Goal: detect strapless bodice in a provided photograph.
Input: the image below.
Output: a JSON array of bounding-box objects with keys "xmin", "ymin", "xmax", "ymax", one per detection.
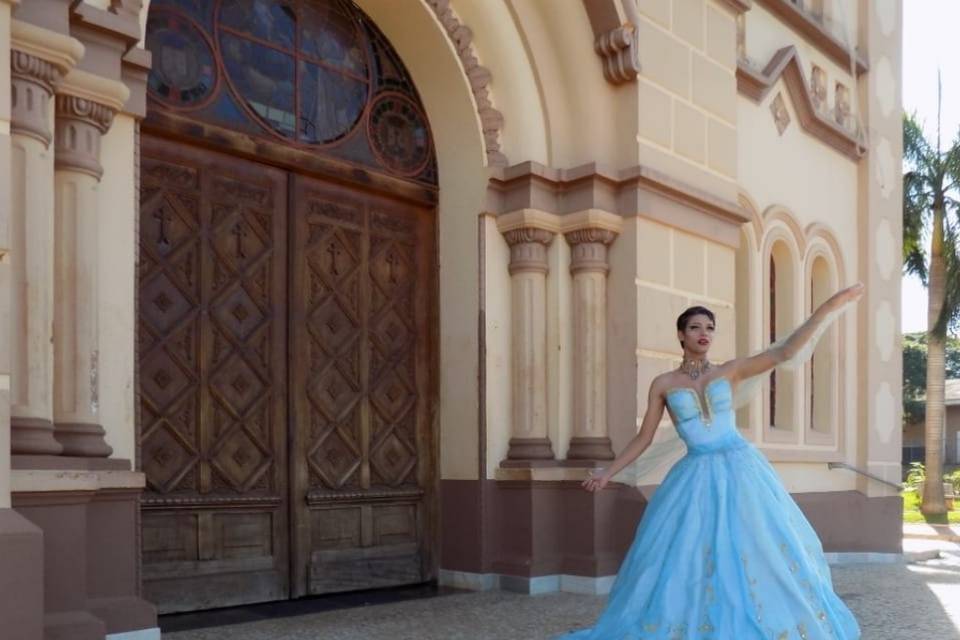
[{"xmin": 665, "ymin": 376, "xmax": 747, "ymax": 454}]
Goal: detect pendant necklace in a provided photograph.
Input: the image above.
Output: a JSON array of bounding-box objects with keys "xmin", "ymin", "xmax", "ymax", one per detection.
[{"xmin": 679, "ymin": 357, "xmax": 712, "ymax": 380}]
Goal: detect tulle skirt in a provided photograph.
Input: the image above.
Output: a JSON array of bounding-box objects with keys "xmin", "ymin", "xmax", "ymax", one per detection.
[{"xmin": 554, "ymin": 440, "xmax": 861, "ymax": 639}]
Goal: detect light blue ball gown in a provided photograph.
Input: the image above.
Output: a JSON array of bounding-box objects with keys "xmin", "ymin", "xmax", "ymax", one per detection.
[{"xmin": 555, "ymin": 376, "xmax": 861, "ymax": 640}]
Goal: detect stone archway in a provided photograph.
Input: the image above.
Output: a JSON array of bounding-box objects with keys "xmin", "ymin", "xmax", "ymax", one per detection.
[{"xmin": 138, "ymin": 0, "xmax": 447, "ymax": 612}]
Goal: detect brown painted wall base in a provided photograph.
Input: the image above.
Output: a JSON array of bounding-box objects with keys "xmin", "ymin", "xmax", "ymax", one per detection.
[
  {"xmin": 0, "ymin": 508, "xmax": 44, "ymax": 640},
  {"xmin": 13, "ymin": 483, "xmax": 156, "ymax": 639},
  {"xmin": 441, "ymin": 480, "xmax": 902, "ymax": 578},
  {"xmin": 794, "ymin": 490, "xmax": 903, "ymax": 553}
]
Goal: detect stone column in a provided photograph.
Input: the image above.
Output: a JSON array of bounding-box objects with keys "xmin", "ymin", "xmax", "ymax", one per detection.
[
  {"xmin": 52, "ymin": 92, "xmax": 115, "ymax": 457},
  {"xmin": 503, "ymin": 227, "xmax": 555, "ymax": 461},
  {"xmin": 1, "ymin": 5, "xmax": 47, "ymax": 640},
  {"xmin": 565, "ymin": 228, "xmax": 617, "ymax": 460},
  {"xmin": 9, "ymin": 50, "xmax": 63, "ymax": 455}
]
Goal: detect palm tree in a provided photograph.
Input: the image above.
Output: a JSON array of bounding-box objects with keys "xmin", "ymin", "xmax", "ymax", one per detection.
[{"xmin": 902, "ymin": 86, "xmax": 960, "ymax": 516}]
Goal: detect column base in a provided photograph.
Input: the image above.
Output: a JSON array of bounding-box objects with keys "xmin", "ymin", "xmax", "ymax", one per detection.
[
  {"xmin": 565, "ymin": 436, "xmax": 615, "ymax": 460},
  {"xmin": 11, "ymin": 417, "xmax": 64, "ymax": 456},
  {"xmin": 44, "ymin": 611, "xmax": 106, "ymax": 640},
  {"xmin": 88, "ymin": 597, "xmax": 157, "ymax": 637},
  {"xmin": 505, "ymin": 437, "xmax": 555, "ymax": 461},
  {"xmin": 0, "ymin": 509, "xmax": 44, "ymax": 640},
  {"xmin": 53, "ymin": 422, "xmax": 113, "ymax": 457}
]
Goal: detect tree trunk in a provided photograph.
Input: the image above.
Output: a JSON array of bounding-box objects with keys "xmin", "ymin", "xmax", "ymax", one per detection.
[{"xmin": 922, "ymin": 202, "xmax": 948, "ymax": 515}]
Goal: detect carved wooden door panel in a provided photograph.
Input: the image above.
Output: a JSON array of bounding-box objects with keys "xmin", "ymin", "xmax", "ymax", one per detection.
[
  {"xmin": 138, "ymin": 136, "xmax": 289, "ymax": 612},
  {"xmin": 289, "ymin": 175, "xmax": 435, "ymax": 597}
]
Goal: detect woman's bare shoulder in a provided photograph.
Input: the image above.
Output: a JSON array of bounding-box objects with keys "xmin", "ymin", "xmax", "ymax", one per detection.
[{"xmin": 650, "ymin": 370, "xmax": 679, "ymax": 397}]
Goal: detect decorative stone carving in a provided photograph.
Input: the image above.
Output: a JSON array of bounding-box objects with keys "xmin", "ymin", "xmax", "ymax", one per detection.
[
  {"xmin": 594, "ymin": 24, "xmax": 639, "ymax": 85},
  {"xmin": 425, "ymin": 0, "xmax": 507, "ymax": 167},
  {"xmin": 810, "ymin": 65, "xmax": 827, "ymax": 112},
  {"xmin": 503, "ymin": 227, "xmax": 553, "ymax": 275},
  {"xmin": 54, "ymin": 94, "xmax": 116, "ymax": 179},
  {"xmin": 737, "ymin": 47, "xmax": 864, "ymax": 159},
  {"xmin": 565, "ymin": 227, "xmax": 618, "ymax": 461},
  {"xmin": 566, "ymin": 228, "xmax": 618, "ymax": 274},
  {"xmin": 10, "ymin": 50, "xmax": 61, "ymax": 145},
  {"xmin": 770, "ymin": 92, "xmax": 791, "ymax": 135},
  {"xmin": 834, "ymin": 82, "xmax": 851, "ymax": 129},
  {"xmin": 502, "ymin": 226, "xmax": 555, "ymax": 461}
]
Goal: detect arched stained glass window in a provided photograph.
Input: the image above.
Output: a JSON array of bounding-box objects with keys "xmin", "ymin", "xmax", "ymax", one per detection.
[{"xmin": 145, "ymin": 0, "xmax": 437, "ymax": 184}]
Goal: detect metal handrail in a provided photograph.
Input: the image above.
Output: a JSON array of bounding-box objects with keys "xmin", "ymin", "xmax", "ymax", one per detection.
[{"xmin": 827, "ymin": 461, "xmax": 903, "ymax": 491}]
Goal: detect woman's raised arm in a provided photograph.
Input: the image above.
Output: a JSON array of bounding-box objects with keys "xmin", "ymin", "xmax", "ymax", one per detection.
[{"xmin": 726, "ymin": 282, "xmax": 863, "ymax": 385}]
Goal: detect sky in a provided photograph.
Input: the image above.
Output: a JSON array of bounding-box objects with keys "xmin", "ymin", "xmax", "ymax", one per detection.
[{"xmin": 900, "ymin": 0, "xmax": 960, "ymax": 334}]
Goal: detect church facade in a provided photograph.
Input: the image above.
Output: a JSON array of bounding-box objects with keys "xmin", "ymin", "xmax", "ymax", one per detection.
[{"xmin": 0, "ymin": 0, "xmax": 903, "ymax": 638}]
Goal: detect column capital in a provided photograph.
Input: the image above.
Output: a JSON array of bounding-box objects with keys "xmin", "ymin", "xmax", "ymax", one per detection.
[
  {"xmin": 10, "ymin": 50, "xmax": 61, "ymax": 145},
  {"xmin": 503, "ymin": 226, "xmax": 554, "ymax": 276},
  {"xmin": 564, "ymin": 227, "xmax": 618, "ymax": 246},
  {"xmin": 565, "ymin": 227, "xmax": 618, "ymax": 275},
  {"xmin": 54, "ymin": 93, "xmax": 116, "ymax": 179}
]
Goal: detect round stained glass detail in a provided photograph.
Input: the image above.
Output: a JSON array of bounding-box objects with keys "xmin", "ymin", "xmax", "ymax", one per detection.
[
  {"xmin": 146, "ymin": 11, "xmax": 217, "ymax": 109},
  {"xmin": 367, "ymin": 93, "xmax": 431, "ymax": 176},
  {"xmin": 216, "ymin": 0, "xmax": 369, "ymax": 145},
  {"xmin": 146, "ymin": 0, "xmax": 437, "ymax": 184}
]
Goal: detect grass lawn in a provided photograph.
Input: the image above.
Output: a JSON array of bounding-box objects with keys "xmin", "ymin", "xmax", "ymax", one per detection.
[{"xmin": 902, "ymin": 489, "xmax": 960, "ymax": 524}]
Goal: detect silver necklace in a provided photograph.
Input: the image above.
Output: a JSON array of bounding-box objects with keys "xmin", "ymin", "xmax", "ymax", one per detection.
[{"xmin": 679, "ymin": 358, "xmax": 712, "ymax": 380}]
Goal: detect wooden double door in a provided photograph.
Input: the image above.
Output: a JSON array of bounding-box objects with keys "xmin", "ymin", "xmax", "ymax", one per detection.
[{"xmin": 138, "ymin": 136, "xmax": 435, "ymax": 613}]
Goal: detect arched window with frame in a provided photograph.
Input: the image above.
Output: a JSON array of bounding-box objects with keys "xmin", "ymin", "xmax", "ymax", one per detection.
[
  {"xmin": 766, "ymin": 238, "xmax": 798, "ymax": 439},
  {"xmin": 807, "ymin": 253, "xmax": 839, "ymax": 443}
]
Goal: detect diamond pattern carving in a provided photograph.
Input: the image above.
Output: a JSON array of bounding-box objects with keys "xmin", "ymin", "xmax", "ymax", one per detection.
[
  {"xmin": 309, "ymin": 430, "xmax": 360, "ymax": 489},
  {"xmin": 309, "ymin": 364, "xmax": 360, "ymax": 422},
  {"xmin": 373, "ymin": 307, "xmax": 412, "ymax": 355},
  {"xmin": 371, "ymin": 369, "xmax": 415, "ymax": 422},
  {"xmin": 141, "ymin": 272, "xmax": 192, "ymax": 333},
  {"xmin": 211, "ymin": 427, "xmax": 269, "ymax": 491},
  {"xmin": 211, "ymin": 355, "xmax": 266, "ymax": 418},
  {"xmin": 310, "ymin": 298, "xmax": 359, "ymax": 351},
  {"xmin": 142, "ymin": 425, "xmax": 198, "ymax": 493},
  {"xmin": 213, "ymin": 286, "xmax": 266, "ymax": 341},
  {"xmin": 370, "ymin": 432, "xmax": 416, "ymax": 486},
  {"xmin": 141, "ymin": 351, "xmax": 193, "ymax": 411}
]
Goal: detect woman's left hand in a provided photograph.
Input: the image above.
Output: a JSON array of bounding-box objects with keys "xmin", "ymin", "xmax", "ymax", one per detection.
[{"xmin": 582, "ymin": 469, "xmax": 611, "ymax": 492}]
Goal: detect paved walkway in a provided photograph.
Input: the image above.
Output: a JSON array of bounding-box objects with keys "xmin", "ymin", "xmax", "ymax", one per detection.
[{"xmin": 166, "ymin": 545, "xmax": 960, "ymax": 640}]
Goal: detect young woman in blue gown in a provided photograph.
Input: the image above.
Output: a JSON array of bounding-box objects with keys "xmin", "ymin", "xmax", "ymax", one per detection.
[{"xmin": 556, "ymin": 283, "xmax": 865, "ymax": 640}]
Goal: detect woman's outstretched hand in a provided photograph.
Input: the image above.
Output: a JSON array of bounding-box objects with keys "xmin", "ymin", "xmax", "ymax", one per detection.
[
  {"xmin": 582, "ymin": 468, "xmax": 612, "ymax": 492},
  {"xmin": 825, "ymin": 282, "xmax": 864, "ymax": 310}
]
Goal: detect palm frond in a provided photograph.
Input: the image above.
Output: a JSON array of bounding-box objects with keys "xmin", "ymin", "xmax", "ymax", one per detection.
[
  {"xmin": 904, "ymin": 113, "xmax": 936, "ymax": 172},
  {"xmin": 903, "ymin": 170, "xmax": 930, "ymax": 281},
  {"xmin": 931, "ymin": 220, "xmax": 960, "ymax": 337}
]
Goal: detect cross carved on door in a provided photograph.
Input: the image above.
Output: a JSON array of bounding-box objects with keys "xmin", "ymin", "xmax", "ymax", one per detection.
[
  {"xmin": 154, "ymin": 208, "xmax": 173, "ymax": 247},
  {"xmin": 386, "ymin": 250, "xmax": 400, "ymax": 284},
  {"xmin": 327, "ymin": 241, "xmax": 342, "ymax": 276},
  {"xmin": 232, "ymin": 221, "xmax": 248, "ymax": 260}
]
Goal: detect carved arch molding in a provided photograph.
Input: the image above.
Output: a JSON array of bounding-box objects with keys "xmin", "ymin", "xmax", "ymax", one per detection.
[{"xmin": 425, "ymin": 0, "xmax": 507, "ymax": 166}]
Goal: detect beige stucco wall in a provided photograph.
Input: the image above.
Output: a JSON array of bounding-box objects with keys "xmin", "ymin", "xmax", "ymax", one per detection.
[
  {"xmin": 98, "ymin": 113, "xmax": 137, "ymax": 463},
  {"xmin": 634, "ymin": 0, "xmax": 740, "ymax": 203},
  {"xmin": 0, "ymin": 0, "xmax": 12, "ymax": 509}
]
